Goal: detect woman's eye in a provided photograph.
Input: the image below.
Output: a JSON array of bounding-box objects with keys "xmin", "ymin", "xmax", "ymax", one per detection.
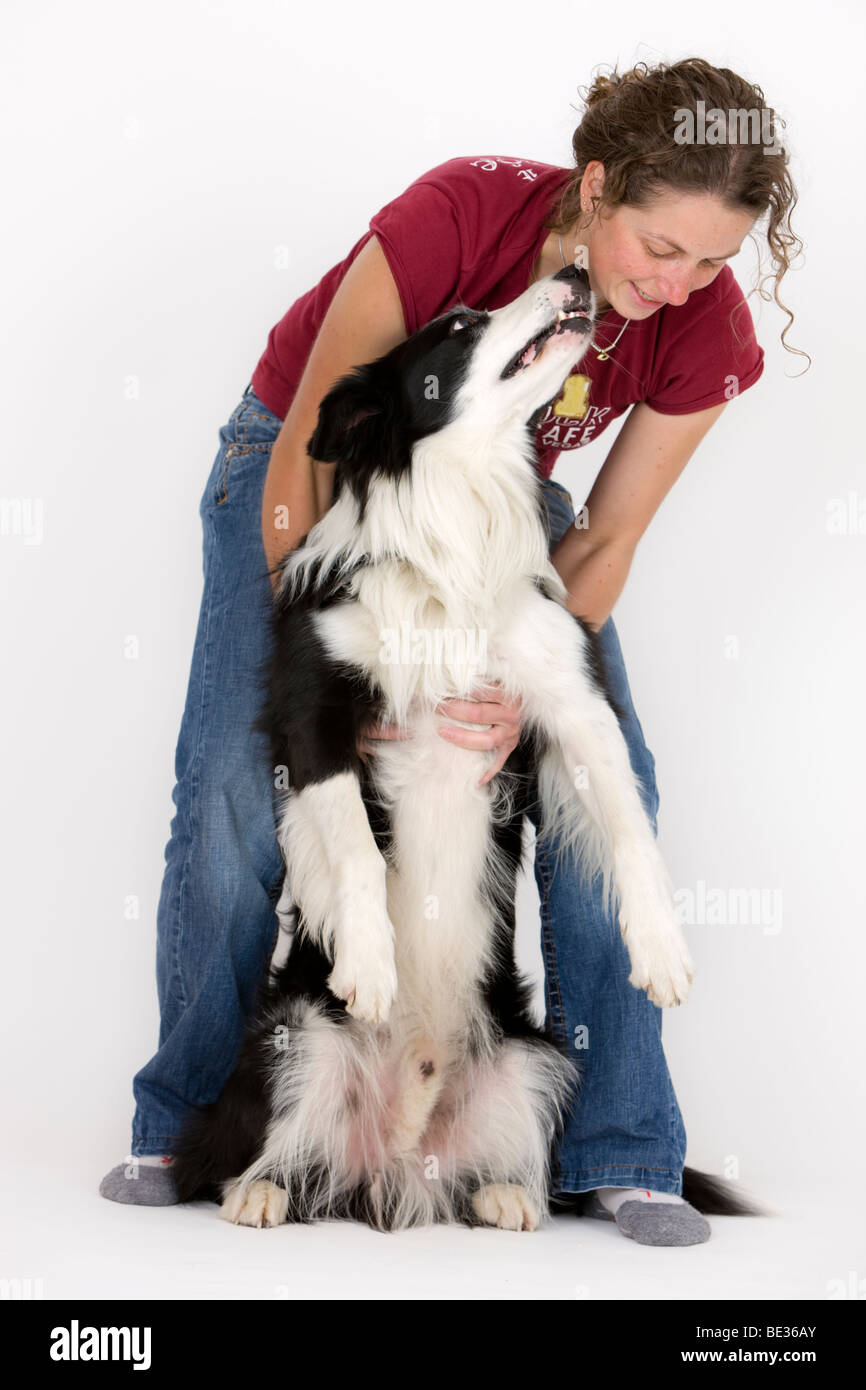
[{"xmin": 646, "ymin": 244, "xmax": 721, "ymax": 268}]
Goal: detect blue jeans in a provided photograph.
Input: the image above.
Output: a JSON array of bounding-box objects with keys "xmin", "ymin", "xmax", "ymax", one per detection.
[
  {"xmin": 131, "ymin": 384, "xmax": 686, "ymax": 1196},
  {"xmin": 532, "ymin": 483, "xmax": 686, "ymax": 1196}
]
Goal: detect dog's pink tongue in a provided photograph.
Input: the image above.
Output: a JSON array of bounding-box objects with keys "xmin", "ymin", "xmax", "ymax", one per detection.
[{"xmin": 519, "ymin": 341, "xmax": 539, "ymax": 367}]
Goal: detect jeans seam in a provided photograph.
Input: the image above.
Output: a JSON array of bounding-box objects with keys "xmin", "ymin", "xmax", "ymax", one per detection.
[
  {"xmin": 535, "ymin": 839, "xmax": 568, "ymax": 1047},
  {"xmin": 172, "ymin": 507, "xmax": 221, "ymax": 1010},
  {"xmin": 561, "ymin": 1163, "xmax": 682, "ymax": 1175},
  {"xmin": 240, "ymin": 410, "xmax": 281, "ymax": 440},
  {"xmin": 535, "ymin": 478, "xmax": 574, "ymax": 1049},
  {"xmin": 555, "ymin": 1164, "xmax": 683, "ymax": 1197}
]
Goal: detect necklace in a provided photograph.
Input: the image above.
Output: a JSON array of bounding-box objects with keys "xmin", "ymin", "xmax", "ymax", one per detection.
[{"xmin": 558, "ymin": 235, "xmax": 630, "ymax": 362}]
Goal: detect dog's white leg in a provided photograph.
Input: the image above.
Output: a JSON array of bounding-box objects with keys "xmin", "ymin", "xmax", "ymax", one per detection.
[
  {"xmin": 279, "ymin": 772, "xmax": 397, "ymax": 1024},
  {"xmin": 497, "ymin": 585, "xmax": 694, "ymax": 1007}
]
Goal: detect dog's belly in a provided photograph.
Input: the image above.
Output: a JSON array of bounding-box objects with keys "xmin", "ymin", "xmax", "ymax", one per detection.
[
  {"xmin": 314, "ymin": 584, "xmax": 524, "ymax": 1032},
  {"xmin": 369, "ymin": 706, "xmax": 501, "ymax": 1036}
]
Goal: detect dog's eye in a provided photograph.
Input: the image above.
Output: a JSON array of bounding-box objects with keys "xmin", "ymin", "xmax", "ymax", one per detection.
[{"xmin": 448, "ymin": 315, "xmax": 474, "ymax": 336}]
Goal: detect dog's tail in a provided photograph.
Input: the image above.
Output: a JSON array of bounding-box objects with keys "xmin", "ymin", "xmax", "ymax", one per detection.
[
  {"xmin": 681, "ymin": 1165, "xmax": 765, "ymax": 1216},
  {"xmin": 170, "ymin": 1107, "xmax": 224, "ymax": 1205}
]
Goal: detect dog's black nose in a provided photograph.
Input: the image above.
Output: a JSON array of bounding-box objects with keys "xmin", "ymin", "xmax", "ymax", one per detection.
[
  {"xmin": 553, "ymin": 263, "xmax": 591, "ymax": 291},
  {"xmin": 552, "ymin": 262, "xmax": 592, "ymax": 313}
]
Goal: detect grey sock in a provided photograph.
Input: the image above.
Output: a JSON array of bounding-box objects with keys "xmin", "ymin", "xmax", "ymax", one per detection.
[
  {"xmin": 585, "ymin": 1191, "xmax": 710, "ymax": 1246},
  {"xmin": 99, "ymin": 1160, "xmax": 179, "ymax": 1207}
]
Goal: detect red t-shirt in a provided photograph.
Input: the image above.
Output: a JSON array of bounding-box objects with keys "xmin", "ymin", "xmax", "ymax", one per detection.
[{"xmin": 250, "ymin": 155, "xmax": 765, "ymax": 479}]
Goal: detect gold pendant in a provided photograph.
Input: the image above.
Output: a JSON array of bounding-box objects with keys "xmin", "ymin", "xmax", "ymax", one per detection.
[
  {"xmin": 553, "ymin": 374, "xmax": 591, "ymax": 418},
  {"xmin": 596, "ymin": 350, "xmax": 609, "ymax": 362}
]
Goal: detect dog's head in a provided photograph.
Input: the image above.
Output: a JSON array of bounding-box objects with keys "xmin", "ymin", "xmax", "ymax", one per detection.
[{"xmin": 307, "ymin": 265, "xmax": 594, "ymax": 494}]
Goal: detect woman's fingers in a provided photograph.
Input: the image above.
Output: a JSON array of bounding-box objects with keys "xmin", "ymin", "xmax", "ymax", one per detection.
[
  {"xmin": 435, "ymin": 701, "xmax": 498, "ymax": 726},
  {"xmin": 436, "ymin": 686, "xmax": 523, "ymax": 732},
  {"xmin": 355, "ymin": 721, "xmax": 414, "ymax": 760},
  {"xmin": 435, "ymin": 704, "xmax": 521, "ymax": 742},
  {"xmin": 435, "ymin": 685, "xmax": 523, "ymax": 786},
  {"xmin": 438, "ymin": 721, "xmax": 510, "ymax": 750},
  {"xmin": 478, "ymin": 735, "xmax": 520, "ymax": 786},
  {"xmin": 367, "ymin": 723, "xmax": 413, "ymax": 741},
  {"xmin": 357, "ymin": 686, "xmax": 523, "ymax": 784}
]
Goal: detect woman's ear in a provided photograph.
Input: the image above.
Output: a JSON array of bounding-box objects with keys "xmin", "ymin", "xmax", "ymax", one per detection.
[{"xmin": 307, "ymin": 368, "xmax": 385, "ymax": 465}]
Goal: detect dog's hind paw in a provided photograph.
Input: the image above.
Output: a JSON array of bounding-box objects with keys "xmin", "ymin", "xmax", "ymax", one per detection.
[
  {"xmin": 220, "ymin": 1179, "xmax": 288, "ymax": 1229},
  {"xmin": 471, "ymin": 1184, "xmax": 539, "ymax": 1232}
]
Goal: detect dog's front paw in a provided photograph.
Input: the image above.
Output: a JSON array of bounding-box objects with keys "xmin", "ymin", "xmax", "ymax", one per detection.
[
  {"xmin": 327, "ymin": 899, "xmax": 398, "ymax": 1023},
  {"xmin": 616, "ymin": 852, "xmax": 695, "ymax": 1007},
  {"xmin": 624, "ymin": 917, "xmax": 695, "ymax": 1008},
  {"xmin": 328, "ymin": 952, "xmax": 398, "ymax": 1023}
]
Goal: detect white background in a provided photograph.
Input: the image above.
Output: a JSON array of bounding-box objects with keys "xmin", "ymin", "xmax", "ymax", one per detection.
[{"xmin": 1, "ymin": 0, "xmax": 864, "ymax": 1300}]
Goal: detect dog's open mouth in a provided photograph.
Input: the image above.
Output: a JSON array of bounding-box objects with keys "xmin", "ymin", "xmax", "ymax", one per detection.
[{"xmin": 500, "ymin": 306, "xmax": 593, "ymax": 380}]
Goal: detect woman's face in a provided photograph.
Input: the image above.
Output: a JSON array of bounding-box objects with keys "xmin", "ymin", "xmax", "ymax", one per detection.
[{"xmin": 581, "ymin": 179, "xmax": 757, "ymax": 317}]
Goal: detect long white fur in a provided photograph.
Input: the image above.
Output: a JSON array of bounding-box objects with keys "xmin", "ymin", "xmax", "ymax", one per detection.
[
  {"xmin": 227, "ymin": 999, "xmax": 574, "ymax": 1231},
  {"xmin": 228, "ymin": 273, "xmax": 694, "ymax": 1230}
]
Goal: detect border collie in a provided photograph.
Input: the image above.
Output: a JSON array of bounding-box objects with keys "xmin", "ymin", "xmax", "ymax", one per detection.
[{"xmin": 172, "ymin": 264, "xmax": 752, "ymax": 1232}]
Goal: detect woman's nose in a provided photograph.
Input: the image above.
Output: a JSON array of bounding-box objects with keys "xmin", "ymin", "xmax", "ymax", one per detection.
[{"xmin": 655, "ymin": 269, "xmax": 695, "ymax": 305}]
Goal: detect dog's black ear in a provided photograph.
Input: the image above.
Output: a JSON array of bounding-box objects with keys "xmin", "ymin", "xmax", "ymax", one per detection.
[{"xmin": 307, "ymin": 369, "xmax": 388, "ymax": 466}]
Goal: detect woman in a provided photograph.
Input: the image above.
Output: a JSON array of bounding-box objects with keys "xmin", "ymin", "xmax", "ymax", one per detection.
[{"xmin": 101, "ymin": 57, "xmax": 802, "ymax": 1245}]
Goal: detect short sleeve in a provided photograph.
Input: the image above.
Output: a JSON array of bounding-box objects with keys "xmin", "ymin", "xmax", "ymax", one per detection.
[
  {"xmin": 645, "ymin": 266, "xmax": 764, "ymax": 415},
  {"xmin": 369, "ymin": 182, "xmax": 464, "ymax": 338}
]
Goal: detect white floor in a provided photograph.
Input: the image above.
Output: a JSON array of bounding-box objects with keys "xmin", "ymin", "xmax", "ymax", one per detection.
[{"xmin": 1, "ymin": 1157, "xmax": 854, "ymax": 1301}]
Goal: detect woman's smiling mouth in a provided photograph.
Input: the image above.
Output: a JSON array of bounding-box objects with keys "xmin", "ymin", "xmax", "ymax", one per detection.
[{"xmin": 628, "ymin": 280, "xmax": 665, "ymax": 309}]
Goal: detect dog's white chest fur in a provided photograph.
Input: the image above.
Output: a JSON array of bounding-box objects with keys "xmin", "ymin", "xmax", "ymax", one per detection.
[{"xmin": 308, "ymin": 437, "xmax": 562, "ymax": 724}]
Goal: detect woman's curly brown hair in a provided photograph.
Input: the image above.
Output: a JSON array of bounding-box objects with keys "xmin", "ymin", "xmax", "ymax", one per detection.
[{"xmin": 545, "ymin": 57, "xmax": 807, "ymax": 367}]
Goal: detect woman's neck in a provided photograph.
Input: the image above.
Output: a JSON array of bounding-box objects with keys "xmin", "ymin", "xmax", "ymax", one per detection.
[{"xmin": 530, "ymin": 230, "xmax": 611, "ymax": 317}]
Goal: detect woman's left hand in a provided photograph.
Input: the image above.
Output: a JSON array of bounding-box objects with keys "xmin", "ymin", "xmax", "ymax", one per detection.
[{"xmin": 435, "ymin": 682, "xmax": 523, "ymax": 787}]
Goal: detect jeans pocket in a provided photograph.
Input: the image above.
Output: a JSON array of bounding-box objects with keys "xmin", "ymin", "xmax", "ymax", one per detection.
[
  {"xmin": 212, "ymin": 440, "xmax": 273, "ymax": 509},
  {"xmin": 233, "ymin": 391, "xmax": 284, "ymax": 446},
  {"xmin": 202, "ymin": 394, "xmax": 282, "ymax": 511}
]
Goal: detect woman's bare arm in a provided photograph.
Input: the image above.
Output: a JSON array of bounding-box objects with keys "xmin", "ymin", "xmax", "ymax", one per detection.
[
  {"xmin": 260, "ymin": 234, "xmax": 408, "ymax": 584},
  {"xmin": 438, "ymin": 400, "xmax": 729, "ymax": 782},
  {"xmin": 550, "ymin": 399, "xmax": 728, "ymax": 629}
]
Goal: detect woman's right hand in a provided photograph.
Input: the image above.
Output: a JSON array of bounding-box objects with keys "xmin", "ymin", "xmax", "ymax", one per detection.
[{"xmin": 356, "ymin": 715, "xmax": 414, "ymax": 763}]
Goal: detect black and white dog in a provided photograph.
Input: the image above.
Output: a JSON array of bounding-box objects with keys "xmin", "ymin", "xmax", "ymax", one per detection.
[{"xmin": 172, "ymin": 264, "xmax": 746, "ymax": 1233}]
